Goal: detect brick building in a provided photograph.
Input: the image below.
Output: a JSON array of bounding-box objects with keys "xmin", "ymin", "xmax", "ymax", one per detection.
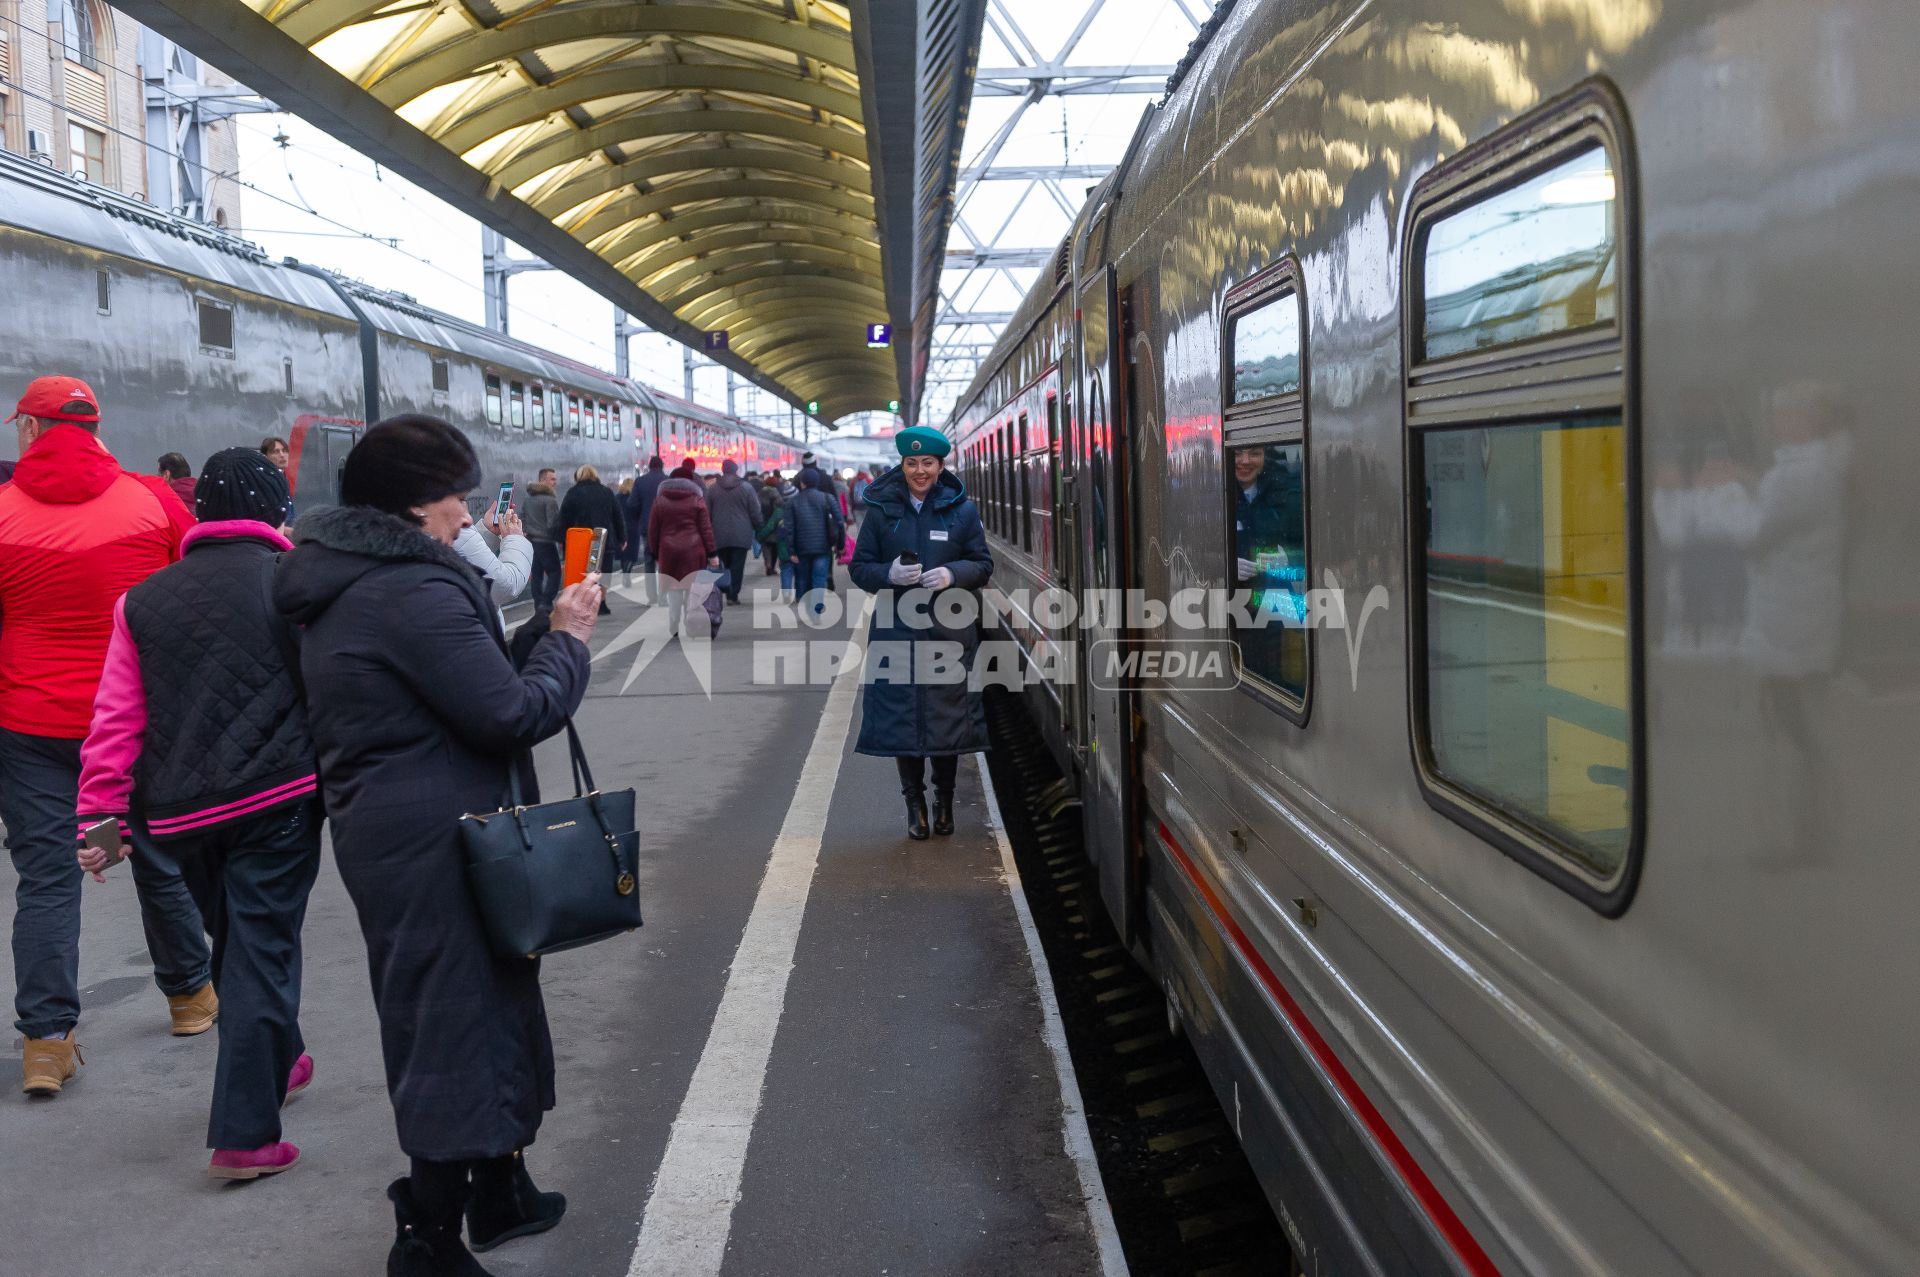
[{"xmin": 0, "ymin": 0, "xmax": 243, "ymax": 228}]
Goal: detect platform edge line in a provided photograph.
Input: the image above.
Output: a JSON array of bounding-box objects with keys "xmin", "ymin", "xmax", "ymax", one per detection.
[
  {"xmin": 626, "ymin": 595, "xmax": 872, "ymax": 1277},
  {"xmin": 977, "ymin": 754, "xmax": 1131, "ymax": 1277}
]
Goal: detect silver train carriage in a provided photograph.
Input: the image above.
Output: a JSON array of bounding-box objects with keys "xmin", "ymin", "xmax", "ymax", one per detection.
[
  {"xmin": 0, "ymin": 149, "xmax": 801, "ymax": 512},
  {"xmin": 949, "ymin": 1, "xmax": 1918, "ymax": 1273}
]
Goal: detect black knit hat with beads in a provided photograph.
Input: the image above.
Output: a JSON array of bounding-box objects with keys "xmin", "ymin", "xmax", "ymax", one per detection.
[{"xmin": 195, "ymin": 446, "xmax": 292, "ymax": 525}]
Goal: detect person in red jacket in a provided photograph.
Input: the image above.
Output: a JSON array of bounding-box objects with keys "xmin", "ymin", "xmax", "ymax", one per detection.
[{"xmin": 0, "ymin": 376, "xmax": 212, "ymax": 1097}]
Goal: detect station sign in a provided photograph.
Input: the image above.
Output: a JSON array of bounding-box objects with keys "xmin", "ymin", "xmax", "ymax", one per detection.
[
  {"xmin": 703, "ymin": 330, "xmax": 729, "ymax": 351},
  {"xmin": 866, "ymin": 323, "xmax": 891, "ymax": 348}
]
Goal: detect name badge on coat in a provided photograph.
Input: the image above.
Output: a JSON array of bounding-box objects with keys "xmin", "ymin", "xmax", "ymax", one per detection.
[{"xmin": 929, "ymin": 530, "xmax": 949, "ymax": 542}]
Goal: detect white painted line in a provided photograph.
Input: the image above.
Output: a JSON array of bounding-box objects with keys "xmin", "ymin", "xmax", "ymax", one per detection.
[
  {"xmin": 977, "ymin": 755, "xmax": 1131, "ymax": 1277},
  {"xmin": 627, "ymin": 595, "xmax": 872, "ymax": 1277}
]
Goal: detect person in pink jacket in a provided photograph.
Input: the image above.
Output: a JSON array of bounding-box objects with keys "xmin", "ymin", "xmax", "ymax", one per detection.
[{"xmin": 78, "ymin": 448, "xmax": 320, "ymax": 1181}]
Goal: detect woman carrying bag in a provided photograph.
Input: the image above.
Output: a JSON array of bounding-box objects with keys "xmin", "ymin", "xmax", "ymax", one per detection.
[{"xmin": 275, "ymin": 415, "xmax": 601, "ymax": 1276}]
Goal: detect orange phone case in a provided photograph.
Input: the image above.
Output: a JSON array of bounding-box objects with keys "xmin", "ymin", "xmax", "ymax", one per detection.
[{"xmin": 563, "ymin": 526, "xmax": 595, "ymax": 588}]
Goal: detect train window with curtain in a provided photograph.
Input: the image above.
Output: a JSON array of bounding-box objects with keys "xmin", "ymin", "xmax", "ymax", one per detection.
[
  {"xmin": 197, "ymin": 298, "xmax": 234, "ymax": 352},
  {"xmin": 613, "ymin": 406, "xmax": 624, "ymax": 440},
  {"xmin": 484, "ymin": 375, "xmax": 502, "ymax": 426},
  {"xmin": 1221, "ymin": 260, "xmax": 1310, "ymax": 717},
  {"xmin": 567, "ymin": 395, "xmax": 581, "ymax": 436},
  {"xmin": 509, "ymin": 382, "xmax": 525, "ymax": 430},
  {"xmin": 530, "ymin": 387, "xmax": 545, "ymax": 433},
  {"xmin": 598, "ymin": 402, "xmax": 610, "ymax": 439},
  {"xmin": 431, "ymin": 358, "xmax": 450, "ymax": 394},
  {"xmin": 1403, "ymin": 85, "xmax": 1639, "ymax": 913}
]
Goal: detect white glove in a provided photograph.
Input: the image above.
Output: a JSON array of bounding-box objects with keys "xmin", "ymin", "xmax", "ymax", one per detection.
[
  {"xmin": 888, "ymin": 557, "xmax": 923, "ymax": 586},
  {"xmin": 919, "ymin": 565, "xmax": 954, "ymax": 591},
  {"xmin": 1236, "ymin": 557, "xmax": 1257, "ymax": 582}
]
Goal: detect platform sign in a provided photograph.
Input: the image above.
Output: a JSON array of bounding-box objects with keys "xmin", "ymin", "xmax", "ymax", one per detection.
[
  {"xmin": 865, "ymin": 322, "xmax": 891, "ymax": 348},
  {"xmin": 703, "ymin": 330, "xmax": 729, "ymax": 351}
]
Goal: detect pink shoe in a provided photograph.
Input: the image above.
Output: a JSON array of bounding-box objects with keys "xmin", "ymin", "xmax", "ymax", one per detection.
[
  {"xmin": 209, "ymin": 1141, "xmax": 300, "ymax": 1180},
  {"xmin": 283, "ymin": 1054, "xmax": 314, "ymax": 1106}
]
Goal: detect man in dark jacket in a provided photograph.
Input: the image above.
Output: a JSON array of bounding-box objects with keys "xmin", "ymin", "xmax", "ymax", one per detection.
[
  {"xmin": 557, "ymin": 463, "xmax": 625, "ymax": 614},
  {"xmin": 628, "ymin": 456, "xmax": 668, "ymax": 598},
  {"xmin": 705, "ymin": 460, "xmax": 763, "ymax": 605},
  {"xmin": 783, "ymin": 468, "xmax": 845, "ymax": 615},
  {"xmin": 849, "ymin": 428, "xmax": 992, "ymax": 839},
  {"xmin": 0, "ymin": 375, "xmax": 209, "ymax": 1096}
]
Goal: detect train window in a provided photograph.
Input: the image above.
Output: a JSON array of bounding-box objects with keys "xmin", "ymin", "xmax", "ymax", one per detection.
[
  {"xmin": 1221, "ymin": 260, "xmax": 1310, "ymax": 716},
  {"xmin": 484, "ymin": 375, "xmax": 502, "ymax": 426},
  {"xmin": 567, "ymin": 395, "xmax": 581, "ymax": 436},
  {"xmin": 597, "ymin": 402, "xmax": 610, "ymax": 439},
  {"xmin": 530, "ymin": 387, "xmax": 545, "ymax": 433},
  {"xmin": 283, "ymin": 357, "xmax": 294, "ymax": 398},
  {"xmin": 509, "ymin": 382, "xmax": 525, "ymax": 430},
  {"xmin": 197, "ymin": 299, "xmax": 234, "ymax": 352},
  {"xmin": 96, "ymin": 270, "xmax": 110, "ymax": 315},
  {"xmin": 613, "ymin": 406, "xmax": 623, "ymax": 440},
  {"xmin": 431, "ymin": 358, "xmax": 450, "ymax": 394},
  {"xmin": 1018, "ymin": 412, "xmax": 1031, "ymax": 553},
  {"xmin": 1047, "ymin": 395, "xmax": 1062, "ymax": 575},
  {"xmin": 550, "ymin": 390, "xmax": 564, "ymax": 432},
  {"xmin": 1403, "ymin": 85, "xmax": 1638, "ymax": 912}
]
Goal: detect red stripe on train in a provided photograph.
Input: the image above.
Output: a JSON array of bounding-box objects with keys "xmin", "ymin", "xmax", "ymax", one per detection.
[{"xmin": 1155, "ymin": 819, "xmax": 1501, "ymax": 1276}]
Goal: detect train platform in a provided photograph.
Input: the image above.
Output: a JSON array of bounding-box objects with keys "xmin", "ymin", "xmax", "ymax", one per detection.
[{"xmin": 0, "ymin": 570, "xmax": 1123, "ymax": 1277}]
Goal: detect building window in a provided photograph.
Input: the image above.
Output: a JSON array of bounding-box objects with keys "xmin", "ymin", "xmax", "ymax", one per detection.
[
  {"xmin": 68, "ymin": 122, "xmax": 105, "ymax": 185},
  {"xmin": 430, "ymin": 357, "xmax": 450, "ymax": 393},
  {"xmin": 1221, "ymin": 260, "xmax": 1309, "ymax": 714},
  {"xmin": 1404, "ymin": 85, "xmax": 1638, "ymax": 911},
  {"xmin": 197, "ymin": 298, "xmax": 233, "ymax": 351},
  {"xmin": 484, "ymin": 374, "xmax": 502, "ymax": 426},
  {"xmin": 60, "ymin": 0, "xmax": 100, "ymax": 72}
]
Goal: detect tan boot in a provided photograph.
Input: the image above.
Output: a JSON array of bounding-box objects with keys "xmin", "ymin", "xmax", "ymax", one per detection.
[
  {"xmin": 167, "ymin": 983, "xmax": 218, "ymax": 1036},
  {"xmin": 22, "ymin": 1035, "xmax": 82, "ymax": 1096}
]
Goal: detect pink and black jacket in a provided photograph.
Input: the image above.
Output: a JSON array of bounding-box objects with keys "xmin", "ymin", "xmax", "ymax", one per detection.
[{"xmin": 79, "ymin": 520, "xmax": 317, "ymax": 839}]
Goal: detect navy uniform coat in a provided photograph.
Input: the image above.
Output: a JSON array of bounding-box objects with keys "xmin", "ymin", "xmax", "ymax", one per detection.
[
  {"xmin": 849, "ymin": 466, "xmax": 993, "ymax": 758},
  {"xmin": 274, "ymin": 505, "xmax": 590, "ymax": 1160}
]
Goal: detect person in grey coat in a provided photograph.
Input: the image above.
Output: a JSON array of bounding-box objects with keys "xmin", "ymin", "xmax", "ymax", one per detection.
[
  {"xmin": 705, "ymin": 460, "xmax": 763, "ymax": 605},
  {"xmin": 274, "ymin": 415, "xmax": 602, "ymax": 1275},
  {"xmin": 521, "ymin": 471, "xmax": 562, "ymax": 612}
]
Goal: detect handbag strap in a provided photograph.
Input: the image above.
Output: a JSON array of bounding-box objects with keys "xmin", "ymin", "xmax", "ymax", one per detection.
[{"xmin": 500, "ymin": 719, "xmax": 598, "ymax": 811}]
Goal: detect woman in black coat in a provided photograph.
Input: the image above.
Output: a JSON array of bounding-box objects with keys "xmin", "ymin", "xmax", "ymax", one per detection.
[
  {"xmin": 848, "ymin": 427, "xmax": 993, "ymax": 839},
  {"xmin": 275, "ymin": 415, "xmax": 603, "ymax": 1276},
  {"xmin": 557, "ymin": 463, "xmax": 626, "ymax": 614}
]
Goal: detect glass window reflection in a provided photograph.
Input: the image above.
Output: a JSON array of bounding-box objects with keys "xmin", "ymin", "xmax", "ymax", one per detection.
[
  {"xmin": 1231, "ymin": 296, "xmax": 1302, "ymax": 404},
  {"xmin": 1422, "ymin": 145, "xmax": 1617, "ymax": 359},
  {"xmin": 1420, "ymin": 416, "xmax": 1630, "ymax": 876},
  {"xmin": 1229, "ymin": 440, "xmax": 1307, "ymax": 698}
]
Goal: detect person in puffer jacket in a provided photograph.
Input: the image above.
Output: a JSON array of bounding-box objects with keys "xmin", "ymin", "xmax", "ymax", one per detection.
[{"xmin": 77, "ymin": 448, "xmax": 322, "ymax": 1183}]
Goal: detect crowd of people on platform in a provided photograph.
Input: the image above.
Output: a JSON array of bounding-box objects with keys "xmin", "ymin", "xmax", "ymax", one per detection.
[{"xmin": 0, "ymin": 372, "xmax": 980, "ymax": 1273}]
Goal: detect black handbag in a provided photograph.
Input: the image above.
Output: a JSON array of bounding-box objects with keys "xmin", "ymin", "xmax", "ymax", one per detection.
[{"xmin": 459, "ymin": 721, "xmax": 640, "ymax": 959}]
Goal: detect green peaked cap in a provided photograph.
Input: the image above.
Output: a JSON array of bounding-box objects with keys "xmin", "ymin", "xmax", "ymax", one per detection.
[{"xmin": 894, "ymin": 425, "xmax": 951, "ymax": 458}]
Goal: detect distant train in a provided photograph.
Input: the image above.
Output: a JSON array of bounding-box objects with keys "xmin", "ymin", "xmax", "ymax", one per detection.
[
  {"xmin": 0, "ymin": 149, "xmax": 808, "ymax": 511},
  {"xmin": 952, "ymin": 1, "xmax": 1918, "ymax": 1274}
]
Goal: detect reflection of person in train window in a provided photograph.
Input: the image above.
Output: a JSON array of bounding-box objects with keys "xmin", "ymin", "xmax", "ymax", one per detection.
[{"xmin": 1231, "ymin": 444, "xmax": 1302, "ymax": 602}]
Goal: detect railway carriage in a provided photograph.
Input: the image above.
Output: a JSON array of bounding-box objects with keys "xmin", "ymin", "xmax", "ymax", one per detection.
[
  {"xmin": 0, "ymin": 148, "xmax": 801, "ymax": 512},
  {"xmin": 952, "ymin": 1, "xmax": 1919, "ymax": 1272}
]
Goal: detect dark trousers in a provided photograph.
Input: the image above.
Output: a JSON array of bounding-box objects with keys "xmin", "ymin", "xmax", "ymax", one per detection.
[
  {"xmin": 896, "ymin": 755, "xmax": 959, "ymax": 797},
  {"xmin": 169, "ymin": 798, "xmax": 323, "ymax": 1149},
  {"xmin": 717, "ymin": 545, "xmax": 749, "ymax": 603},
  {"xmin": 0, "ymin": 728, "xmax": 210, "ymax": 1038},
  {"xmin": 530, "ymin": 540, "xmax": 562, "ymax": 612}
]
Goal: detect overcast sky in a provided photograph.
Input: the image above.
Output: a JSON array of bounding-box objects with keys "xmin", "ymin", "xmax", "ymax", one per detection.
[{"xmin": 228, "ymin": 0, "xmax": 1209, "ymax": 431}]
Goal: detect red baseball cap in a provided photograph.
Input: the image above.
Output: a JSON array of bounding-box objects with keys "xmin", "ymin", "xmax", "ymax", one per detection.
[{"xmin": 9, "ymin": 376, "xmax": 101, "ymax": 425}]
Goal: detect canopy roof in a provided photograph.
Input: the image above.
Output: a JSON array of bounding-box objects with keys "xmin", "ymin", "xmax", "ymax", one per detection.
[{"xmin": 124, "ymin": 0, "xmax": 969, "ymax": 418}]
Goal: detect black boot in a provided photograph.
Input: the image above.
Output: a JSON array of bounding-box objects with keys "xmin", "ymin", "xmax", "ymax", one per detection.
[
  {"xmin": 932, "ymin": 791, "xmax": 955, "ymax": 837},
  {"xmin": 387, "ymin": 1178, "xmax": 493, "ymax": 1277},
  {"xmin": 467, "ymin": 1151, "xmax": 567, "ymax": 1252},
  {"xmin": 905, "ymin": 790, "xmax": 931, "ymax": 840}
]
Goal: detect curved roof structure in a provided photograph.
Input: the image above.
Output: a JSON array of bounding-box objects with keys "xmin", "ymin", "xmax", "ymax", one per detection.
[{"xmin": 121, "ymin": 0, "xmax": 986, "ymax": 421}]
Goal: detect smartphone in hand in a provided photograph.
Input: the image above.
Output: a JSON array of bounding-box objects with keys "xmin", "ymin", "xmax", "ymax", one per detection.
[
  {"xmin": 493, "ymin": 481, "xmax": 514, "ymax": 522},
  {"xmin": 81, "ymin": 817, "xmax": 126, "ymax": 875},
  {"xmin": 898, "ymin": 550, "xmax": 919, "ymax": 565}
]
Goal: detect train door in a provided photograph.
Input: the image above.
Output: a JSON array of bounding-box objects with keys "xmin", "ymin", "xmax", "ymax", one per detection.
[
  {"xmin": 290, "ymin": 417, "xmax": 361, "ymax": 510},
  {"xmin": 1077, "ymin": 261, "xmax": 1140, "ymax": 942}
]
